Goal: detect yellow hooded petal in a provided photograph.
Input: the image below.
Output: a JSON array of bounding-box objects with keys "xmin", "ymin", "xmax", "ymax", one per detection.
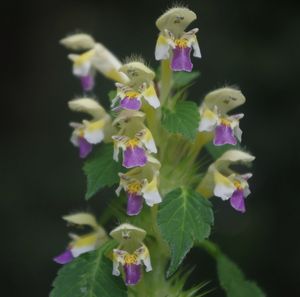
[
  {"xmin": 119, "ymin": 62, "xmax": 155, "ymax": 84},
  {"xmin": 204, "ymin": 87, "xmax": 246, "ymax": 114},
  {"xmin": 215, "ymin": 150, "xmax": 255, "ymax": 170},
  {"xmin": 109, "ymin": 223, "xmax": 146, "ymax": 244},
  {"xmin": 60, "ymin": 33, "xmax": 96, "ymax": 50},
  {"xmin": 63, "ymin": 212, "xmax": 99, "ymax": 229},
  {"xmin": 68, "ymin": 98, "xmax": 106, "ymax": 119},
  {"xmin": 156, "ymin": 7, "xmax": 196, "ymax": 36}
]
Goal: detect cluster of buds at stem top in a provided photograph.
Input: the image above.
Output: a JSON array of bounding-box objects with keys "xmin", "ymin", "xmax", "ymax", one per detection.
[
  {"xmin": 110, "ymin": 224, "xmax": 152, "ymax": 286},
  {"xmin": 155, "ymin": 7, "xmax": 201, "ymax": 72},
  {"xmin": 197, "ymin": 150, "xmax": 255, "ymax": 213},
  {"xmin": 53, "ymin": 213, "xmax": 108, "ymax": 264}
]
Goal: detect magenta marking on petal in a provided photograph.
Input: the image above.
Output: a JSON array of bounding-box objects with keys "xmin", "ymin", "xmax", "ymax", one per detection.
[
  {"xmin": 80, "ymin": 75, "xmax": 95, "ymax": 91},
  {"xmin": 53, "ymin": 249, "xmax": 74, "ymax": 264},
  {"xmin": 120, "ymin": 97, "xmax": 142, "ymax": 110},
  {"xmin": 123, "ymin": 146, "xmax": 147, "ymax": 168},
  {"xmin": 171, "ymin": 46, "xmax": 193, "ymax": 72},
  {"xmin": 213, "ymin": 125, "xmax": 237, "ymax": 146},
  {"xmin": 124, "ymin": 264, "xmax": 141, "ymax": 286},
  {"xmin": 78, "ymin": 137, "xmax": 93, "ymax": 158},
  {"xmin": 127, "ymin": 193, "xmax": 143, "ymax": 216},
  {"xmin": 230, "ymin": 189, "xmax": 246, "ymax": 213}
]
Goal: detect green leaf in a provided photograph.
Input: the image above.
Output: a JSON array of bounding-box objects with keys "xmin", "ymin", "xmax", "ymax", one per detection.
[
  {"xmin": 162, "ymin": 101, "xmax": 200, "ymax": 140},
  {"xmin": 108, "ymin": 90, "xmax": 117, "ymax": 102},
  {"xmin": 83, "ymin": 144, "xmax": 123, "ymax": 200},
  {"xmin": 201, "ymin": 241, "xmax": 265, "ymax": 297},
  {"xmin": 50, "ymin": 241, "xmax": 127, "ymax": 297},
  {"xmin": 173, "ymin": 71, "xmax": 201, "ymax": 89},
  {"xmin": 158, "ymin": 188, "xmax": 214, "ymax": 277}
]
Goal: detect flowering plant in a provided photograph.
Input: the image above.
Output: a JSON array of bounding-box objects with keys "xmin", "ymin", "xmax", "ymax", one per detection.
[{"xmin": 50, "ymin": 6, "xmax": 265, "ymax": 297}]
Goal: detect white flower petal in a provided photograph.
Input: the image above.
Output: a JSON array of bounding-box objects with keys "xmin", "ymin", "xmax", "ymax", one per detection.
[
  {"xmin": 243, "ymin": 186, "xmax": 251, "ymax": 198},
  {"xmin": 234, "ymin": 125, "xmax": 243, "ymax": 142},
  {"xmin": 70, "ymin": 132, "xmax": 79, "ymax": 147},
  {"xmin": 84, "ymin": 129, "xmax": 104, "ymax": 144},
  {"xmin": 192, "ymin": 36, "xmax": 202, "ymax": 58},
  {"xmin": 137, "ymin": 128, "xmax": 157, "ymax": 154},
  {"xmin": 113, "ymin": 142, "xmax": 120, "ymax": 162},
  {"xmin": 198, "ymin": 108, "xmax": 218, "ymax": 132},
  {"xmin": 142, "ymin": 85, "xmax": 160, "ymax": 109},
  {"xmin": 136, "ymin": 245, "xmax": 152, "ymax": 272},
  {"xmin": 143, "ymin": 190, "xmax": 162, "ymax": 206},
  {"xmin": 112, "ymin": 249, "xmax": 127, "ymax": 276},
  {"xmin": 213, "ymin": 170, "xmax": 236, "ymax": 200},
  {"xmin": 142, "ymin": 177, "xmax": 162, "ymax": 207},
  {"xmin": 72, "ymin": 61, "xmax": 92, "ymax": 77},
  {"xmin": 112, "ymin": 259, "xmax": 121, "ymax": 276},
  {"xmin": 71, "ymin": 244, "xmax": 95, "ymax": 258},
  {"xmin": 155, "ymin": 34, "xmax": 171, "ymax": 60}
]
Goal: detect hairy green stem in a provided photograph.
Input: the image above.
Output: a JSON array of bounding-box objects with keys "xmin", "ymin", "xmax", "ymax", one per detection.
[{"xmin": 160, "ymin": 59, "xmax": 172, "ymax": 104}]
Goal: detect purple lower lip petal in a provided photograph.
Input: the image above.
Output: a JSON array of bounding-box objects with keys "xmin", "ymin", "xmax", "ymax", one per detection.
[
  {"xmin": 120, "ymin": 97, "xmax": 142, "ymax": 110},
  {"xmin": 230, "ymin": 189, "xmax": 246, "ymax": 213},
  {"xmin": 127, "ymin": 193, "xmax": 143, "ymax": 216},
  {"xmin": 123, "ymin": 146, "xmax": 147, "ymax": 168},
  {"xmin": 213, "ymin": 124, "xmax": 237, "ymax": 146},
  {"xmin": 53, "ymin": 249, "xmax": 74, "ymax": 264},
  {"xmin": 80, "ymin": 75, "xmax": 95, "ymax": 91},
  {"xmin": 171, "ymin": 46, "xmax": 193, "ymax": 72},
  {"xmin": 124, "ymin": 264, "xmax": 141, "ymax": 286},
  {"xmin": 78, "ymin": 137, "xmax": 93, "ymax": 158}
]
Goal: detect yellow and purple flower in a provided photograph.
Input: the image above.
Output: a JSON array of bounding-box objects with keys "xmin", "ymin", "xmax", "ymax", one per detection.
[
  {"xmin": 68, "ymin": 98, "xmax": 111, "ymax": 158},
  {"xmin": 197, "ymin": 150, "xmax": 255, "ymax": 213},
  {"xmin": 116, "ymin": 156, "xmax": 162, "ymax": 215},
  {"xmin": 53, "ymin": 213, "xmax": 107, "ymax": 264},
  {"xmin": 155, "ymin": 7, "xmax": 201, "ymax": 72},
  {"xmin": 214, "ymin": 171, "xmax": 252, "ymax": 213},
  {"xmin": 198, "ymin": 87, "xmax": 246, "ymax": 146},
  {"xmin": 111, "ymin": 61, "xmax": 160, "ymax": 111},
  {"xmin": 60, "ymin": 33, "xmax": 128, "ymax": 91},
  {"xmin": 112, "ymin": 128, "xmax": 157, "ymax": 168},
  {"xmin": 110, "ymin": 224, "xmax": 152, "ymax": 286},
  {"xmin": 112, "ymin": 82, "xmax": 159, "ymax": 111}
]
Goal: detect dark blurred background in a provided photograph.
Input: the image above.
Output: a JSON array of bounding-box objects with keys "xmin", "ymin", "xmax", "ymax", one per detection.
[{"xmin": 1, "ymin": 0, "xmax": 299, "ymax": 296}]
